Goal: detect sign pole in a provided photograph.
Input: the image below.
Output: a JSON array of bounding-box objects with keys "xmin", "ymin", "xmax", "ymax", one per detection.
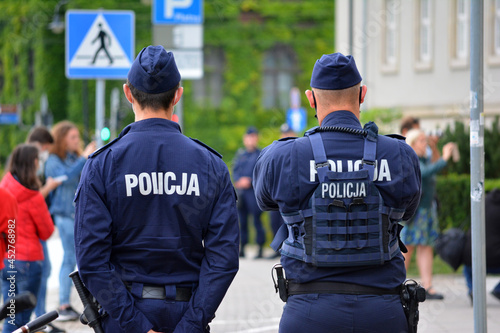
[
  {"xmin": 96, "ymin": 79, "xmax": 105, "ymax": 148},
  {"xmin": 470, "ymin": 1, "xmax": 487, "ymax": 332}
]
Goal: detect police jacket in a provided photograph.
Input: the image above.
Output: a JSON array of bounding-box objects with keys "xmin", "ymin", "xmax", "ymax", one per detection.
[
  {"xmin": 253, "ymin": 111, "xmax": 421, "ymax": 289},
  {"xmin": 232, "ymin": 148, "xmax": 260, "ymax": 191},
  {"xmin": 74, "ymin": 118, "xmax": 240, "ymax": 333}
]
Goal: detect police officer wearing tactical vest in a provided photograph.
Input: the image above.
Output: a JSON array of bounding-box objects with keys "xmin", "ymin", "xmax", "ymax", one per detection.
[
  {"xmin": 74, "ymin": 45, "xmax": 240, "ymax": 333},
  {"xmin": 253, "ymin": 53, "xmax": 422, "ymax": 332}
]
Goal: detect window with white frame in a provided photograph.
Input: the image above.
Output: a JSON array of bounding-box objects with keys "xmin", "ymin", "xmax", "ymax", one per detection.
[
  {"xmin": 192, "ymin": 47, "xmax": 224, "ymax": 107},
  {"xmin": 495, "ymin": 0, "xmax": 500, "ymax": 56},
  {"xmin": 385, "ymin": 0, "xmax": 398, "ymax": 66},
  {"xmin": 262, "ymin": 46, "xmax": 296, "ymax": 109},
  {"xmin": 419, "ymin": 0, "xmax": 432, "ymax": 62},
  {"xmin": 456, "ymin": 0, "xmax": 469, "ymax": 60}
]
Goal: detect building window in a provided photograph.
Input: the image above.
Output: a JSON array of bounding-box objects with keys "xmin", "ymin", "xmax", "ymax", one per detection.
[
  {"xmin": 192, "ymin": 47, "xmax": 224, "ymax": 108},
  {"xmin": 28, "ymin": 48, "xmax": 35, "ymax": 90},
  {"xmin": 262, "ymin": 46, "xmax": 296, "ymax": 109},
  {"xmin": 0, "ymin": 58, "xmax": 3, "ymax": 92},
  {"xmin": 495, "ymin": 0, "xmax": 500, "ymax": 56},
  {"xmin": 419, "ymin": 0, "xmax": 432, "ymax": 63},
  {"xmin": 456, "ymin": 0, "xmax": 468, "ymax": 60},
  {"xmin": 382, "ymin": 0, "xmax": 399, "ymax": 73},
  {"xmin": 450, "ymin": 0, "xmax": 469, "ymax": 68}
]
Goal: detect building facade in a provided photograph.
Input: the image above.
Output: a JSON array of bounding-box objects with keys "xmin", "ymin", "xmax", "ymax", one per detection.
[{"xmin": 336, "ymin": 0, "xmax": 500, "ymax": 132}]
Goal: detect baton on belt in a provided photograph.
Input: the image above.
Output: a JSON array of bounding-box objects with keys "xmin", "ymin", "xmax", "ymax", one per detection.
[{"xmin": 69, "ymin": 270, "xmax": 105, "ymax": 333}]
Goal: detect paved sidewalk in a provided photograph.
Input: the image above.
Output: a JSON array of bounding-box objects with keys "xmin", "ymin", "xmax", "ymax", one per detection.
[{"xmin": 43, "ymin": 237, "xmax": 500, "ymax": 333}]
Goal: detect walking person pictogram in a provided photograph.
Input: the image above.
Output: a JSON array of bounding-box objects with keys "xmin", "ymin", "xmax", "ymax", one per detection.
[{"xmin": 91, "ymin": 23, "xmax": 113, "ymax": 65}]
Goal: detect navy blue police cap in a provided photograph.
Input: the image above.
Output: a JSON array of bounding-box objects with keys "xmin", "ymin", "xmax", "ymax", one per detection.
[
  {"xmin": 310, "ymin": 53, "xmax": 362, "ymax": 90},
  {"xmin": 246, "ymin": 126, "xmax": 259, "ymax": 135},
  {"xmin": 127, "ymin": 45, "xmax": 181, "ymax": 94}
]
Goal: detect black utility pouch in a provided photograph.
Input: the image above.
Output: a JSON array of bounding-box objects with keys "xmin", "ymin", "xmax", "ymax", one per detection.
[{"xmin": 272, "ymin": 264, "xmax": 288, "ymax": 302}]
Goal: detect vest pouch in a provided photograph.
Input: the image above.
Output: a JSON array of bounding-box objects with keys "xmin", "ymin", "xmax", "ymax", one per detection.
[{"xmin": 303, "ymin": 216, "xmax": 313, "ymax": 256}]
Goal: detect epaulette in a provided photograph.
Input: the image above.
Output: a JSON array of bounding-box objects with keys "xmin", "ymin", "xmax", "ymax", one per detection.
[
  {"xmin": 278, "ymin": 136, "xmax": 298, "ymax": 142},
  {"xmin": 386, "ymin": 133, "xmax": 406, "ymax": 141},
  {"xmin": 304, "ymin": 126, "xmax": 320, "ymax": 136},
  {"xmin": 90, "ymin": 126, "xmax": 132, "ymax": 158},
  {"xmin": 190, "ymin": 138, "xmax": 223, "ymax": 159},
  {"xmin": 88, "ymin": 137, "xmax": 121, "ymax": 158}
]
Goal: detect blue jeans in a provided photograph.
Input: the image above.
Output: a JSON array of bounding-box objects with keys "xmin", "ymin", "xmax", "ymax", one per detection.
[
  {"xmin": 2, "ymin": 260, "xmax": 43, "ymax": 333},
  {"xmin": 463, "ymin": 265, "xmax": 500, "ymax": 294},
  {"xmin": 34, "ymin": 240, "xmax": 51, "ymax": 316},
  {"xmin": 54, "ymin": 215, "xmax": 76, "ymax": 306},
  {"xmin": 280, "ymin": 293, "xmax": 407, "ymax": 333}
]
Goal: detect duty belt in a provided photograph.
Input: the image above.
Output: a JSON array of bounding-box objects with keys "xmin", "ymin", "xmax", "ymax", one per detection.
[
  {"xmin": 288, "ymin": 281, "xmax": 402, "ymax": 296},
  {"xmin": 125, "ymin": 283, "xmax": 192, "ymax": 301}
]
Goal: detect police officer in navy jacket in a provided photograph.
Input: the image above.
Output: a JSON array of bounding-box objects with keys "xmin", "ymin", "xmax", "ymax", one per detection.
[
  {"xmin": 232, "ymin": 127, "xmax": 265, "ymax": 258},
  {"xmin": 74, "ymin": 45, "xmax": 239, "ymax": 333},
  {"xmin": 253, "ymin": 53, "xmax": 421, "ymax": 332}
]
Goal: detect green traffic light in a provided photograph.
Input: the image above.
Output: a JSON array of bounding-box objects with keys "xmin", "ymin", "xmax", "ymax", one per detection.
[{"xmin": 101, "ymin": 127, "xmax": 111, "ymax": 141}]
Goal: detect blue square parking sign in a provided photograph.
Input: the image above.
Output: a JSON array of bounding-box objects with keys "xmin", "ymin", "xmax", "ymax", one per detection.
[{"xmin": 153, "ymin": 0, "xmax": 203, "ymax": 24}]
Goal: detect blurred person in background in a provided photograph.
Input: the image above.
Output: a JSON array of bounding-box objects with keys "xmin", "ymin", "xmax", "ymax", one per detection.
[
  {"xmin": 0, "ymin": 144, "xmax": 55, "ymax": 333},
  {"xmin": 27, "ymin": 126, "xmax": 65, "ymax": 333},
  {"xmin": 462, "ymin": 188, "xmax": 500, "ymax": 303},
  {"xmin": 0, "ymin": 180, "xmax": 17, "ymax": 268},
  {"xmin": 233, "ymin": 127, "xmax": 265, "ymax": 258},
  {"xmin": 45, "ymin": 121, "xmax": 95, "ymax": 321},
  {"xmin": 402, "ymin": 129, "xmax": 457, "ymax": 300}
]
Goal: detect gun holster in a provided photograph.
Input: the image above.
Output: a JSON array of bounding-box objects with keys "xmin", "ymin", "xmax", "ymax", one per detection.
[
  {"xmin": 401, "ymin": 279, "xmax": 426, "ymax": 333},
  {"xmin": 69, "ymin": 270, "xmax": 107, "ymax": 333},
  {"xmin": 272, "ymin": 264, "xmax": 288, "ymax": 302}
]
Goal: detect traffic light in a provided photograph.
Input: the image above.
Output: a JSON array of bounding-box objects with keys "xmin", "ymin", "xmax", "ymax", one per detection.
[{"xmin": 100, "ymin": 127, "xmax": 111, "ymax": 142}]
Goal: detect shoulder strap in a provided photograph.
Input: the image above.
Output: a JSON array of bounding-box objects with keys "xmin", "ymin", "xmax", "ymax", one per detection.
[
  {"xmin": 190, "ymin": 138, "xmax": 223, "ymax": 159},
  {"xmin": 362, "ymin": 122, "xmax": 379, "ymax": 181},
  {"xmin": 306, "ymin": 131, "xmax": 329, "ymax": 182},
  {"xmin": 90, "ymin": 125, "xmax": 132, "ymax": 158}
]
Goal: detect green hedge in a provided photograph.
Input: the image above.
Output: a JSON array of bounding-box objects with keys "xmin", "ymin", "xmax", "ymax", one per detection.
[{"xmin": 436, "ymin": 174, "xmax": 500, "ymax": 231}]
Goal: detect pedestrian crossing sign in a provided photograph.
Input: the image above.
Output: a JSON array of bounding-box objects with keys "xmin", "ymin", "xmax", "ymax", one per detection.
[{"xmin": 66, "ymin": 10, "xmax": 135, "ymax": 79}]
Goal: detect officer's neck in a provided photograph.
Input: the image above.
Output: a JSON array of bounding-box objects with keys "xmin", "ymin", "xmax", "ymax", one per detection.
[
  {"xmin": 318, "ymin": 107, "xmax": 360, "ymax": 126},
  {"xmin": 134, "ymin": 106, "xmax": 174, "ymax": 122}
]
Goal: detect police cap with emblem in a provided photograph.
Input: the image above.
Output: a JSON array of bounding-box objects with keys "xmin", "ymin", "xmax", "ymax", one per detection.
[
  {"xmin": 128, "ymin": 45, "xmax": 181, "ymax": 94},
  {"xmin": 310, "ymin": 53, "xmax": 362, "ymax": 90},
  {"xmin": 246, "ymin": 126, "xmax": 259, "ymax": 135}
]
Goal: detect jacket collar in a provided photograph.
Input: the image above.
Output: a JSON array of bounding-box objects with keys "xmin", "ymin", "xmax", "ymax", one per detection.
[
  {"xmin": 122, "ymin": 118, "xmax": 181, "ymax": 136},
  {"xmin": 321, "ymin": 110, "xmax": 362, "ymax": 129}
]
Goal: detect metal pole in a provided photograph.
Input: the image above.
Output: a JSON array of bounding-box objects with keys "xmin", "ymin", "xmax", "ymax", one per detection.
[
  {"xmin": 361, "ymin": 0, "xmax": 368, "ymax": 111},
  {"xmin": 96, "ymin": 79, "xmax": 105, "ymax": 148},
  {"xmin": 470, "ymin": 1, "xmax": 487, "ymax": 332},
  {"xmin": 348, "ymin": 0, "xmax": 354, "ymax": 55},
  {"xmin": 83, "ymin": 80, "xmax": 89, "ymax": 145},
  {"xmin": 110, "ymin": 88, "xmax": 119, "ymax": 140},
  {"xmin": 176, "ymin": 80, "xmax": 183, "ymax": 130}
]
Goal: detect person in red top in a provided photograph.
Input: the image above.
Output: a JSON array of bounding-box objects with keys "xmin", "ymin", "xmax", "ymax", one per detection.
[
  {"xmin": 0, "ymin": 187, "xmax": 17, "ymax": 270},
  {"xmin": 0, "ymin": 143, "xmax": 54, "ymax": 333}
]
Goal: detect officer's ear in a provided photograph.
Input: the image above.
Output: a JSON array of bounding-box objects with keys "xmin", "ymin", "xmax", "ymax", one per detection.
[
  {"xmin": 305, "ymin": 89, "xmax": 315, "ymax": 109},
  {"xmin": 123, "ymin": 84, "xmax": 134, "ymax": 104},
  {"xmin": 359, "ymin": 85, "xmax": 367, "ymax": 105},
  {"xmin": 171, "ymin": 87, "xmax": 184, "ymax": 107}
]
